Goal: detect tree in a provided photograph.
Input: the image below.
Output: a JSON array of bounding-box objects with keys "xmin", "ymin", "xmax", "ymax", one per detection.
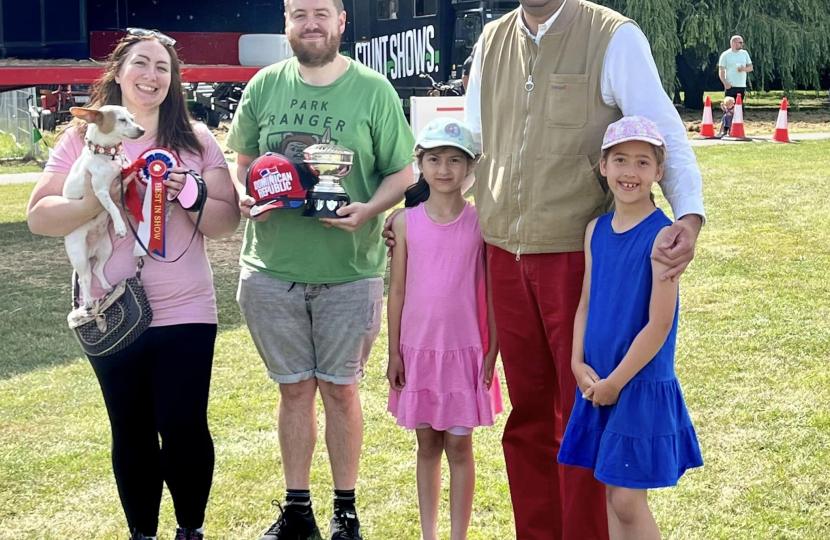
[{"xmin": 598, "ymin": 0, "xmax": 830, "ymax": 109}]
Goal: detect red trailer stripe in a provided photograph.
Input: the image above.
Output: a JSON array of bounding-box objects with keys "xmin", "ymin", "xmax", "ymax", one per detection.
[
  {"xmin": 181, "ymin": 66, "xmax": 261, "ymax": 82},
  {"xmin": 0, "ymin": 65, "xmax": 261, "ymax": 86},
  {"xmin": 437, "ymin": 107, "xmax": 465, "ymax": 111},
  {"xmin": 91, "ymin": 31, "xmax": 244, "ymax": 66}
]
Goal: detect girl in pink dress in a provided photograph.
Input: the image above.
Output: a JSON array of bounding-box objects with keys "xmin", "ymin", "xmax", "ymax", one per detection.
[{"xmin": 387, "ymin": 118, "xmax": 503, "ymax": 540}]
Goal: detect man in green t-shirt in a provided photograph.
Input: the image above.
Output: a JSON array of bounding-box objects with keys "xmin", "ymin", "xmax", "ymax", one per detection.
[
  {"xmin": 227, "ymin": 1, "xmax": 415, "ymax": 538},
  {"xmin": 718, "ymin": 35, "xmax": 753, "ymax": 102}
]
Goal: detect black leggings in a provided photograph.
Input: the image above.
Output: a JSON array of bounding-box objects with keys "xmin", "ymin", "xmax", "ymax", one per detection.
[{"xmin": 89, "ymin": 323, "xmax": 217, "ymax": 536}]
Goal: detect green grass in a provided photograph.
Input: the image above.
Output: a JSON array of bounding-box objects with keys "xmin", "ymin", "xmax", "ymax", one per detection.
[
  {"xmin": 0, "ymin": 132, "xmax": 55, "ymax": 161},
  {"xmin": 0, "ymin": 133, "xmax": 27, "ymax": 159},
  {"xmin": 694, "ymin": 89, "xmax": 829, "ymax": 110},
  {"xmin": 0, "ymin": 129, "xmax": 53, "ymax": 174},
  {"xmin": 2, "ymin": 143, "xmax": 830, "ymax": 539},
  {"xmin": 0, "ymin": 162, "xmax": 42, "ymax": 174}
]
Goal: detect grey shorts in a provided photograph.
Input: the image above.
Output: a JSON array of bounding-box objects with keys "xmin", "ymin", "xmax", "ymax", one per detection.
[{"xmin": 237, "ymin": 267, "xmax": 383, "ymax": 385}]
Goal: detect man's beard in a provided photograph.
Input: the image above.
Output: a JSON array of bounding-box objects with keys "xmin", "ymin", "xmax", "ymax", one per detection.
[{"xmin": 289, "ymin": 30, "xmax": 341, "ymax": 68}]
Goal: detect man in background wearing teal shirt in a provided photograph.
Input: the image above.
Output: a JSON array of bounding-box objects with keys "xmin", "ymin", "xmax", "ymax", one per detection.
[
  {"xmin": 227, "ymin": 1, "xmax": 415, "ymax": 539},
  {"xmin": 719, "ymin": 35, "xmax": 753, "ymax": 102}
]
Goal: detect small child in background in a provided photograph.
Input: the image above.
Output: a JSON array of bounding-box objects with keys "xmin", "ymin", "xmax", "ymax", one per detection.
[{"xmin": 717, "ymin": 96, "xmax": 736, "ymax": 137}]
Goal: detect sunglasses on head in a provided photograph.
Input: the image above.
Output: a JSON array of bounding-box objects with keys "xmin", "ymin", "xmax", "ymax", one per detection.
[{"xmin": 126, "ymin": 28, "xmax": 176, "ymax": 47}]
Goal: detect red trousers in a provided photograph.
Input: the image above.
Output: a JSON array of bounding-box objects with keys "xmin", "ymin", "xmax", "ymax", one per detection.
[{"xmin": 489, "ymin": 246, "xmax": 608, "ymax": 540}]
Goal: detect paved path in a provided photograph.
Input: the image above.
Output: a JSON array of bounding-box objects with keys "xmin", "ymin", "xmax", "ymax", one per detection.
[
  {"xmin": 0, "ymin": 172, "xmax": 40, "ymax": 185},
  {"xmin": 2, "ymin": 133, "xmax": 829, "ymax": 183},
  {"xmin": 689, "ymin": 132, "xmax": 830, "ymax": 146}
]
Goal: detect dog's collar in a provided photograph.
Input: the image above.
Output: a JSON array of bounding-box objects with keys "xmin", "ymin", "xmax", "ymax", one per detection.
[{"xmin": 85, "ymin": 139, "xmax": 123, "ymax": 160}]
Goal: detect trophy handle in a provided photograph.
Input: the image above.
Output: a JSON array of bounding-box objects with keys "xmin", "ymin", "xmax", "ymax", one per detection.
[{"xmin": 298, "ymin": 163, "xmax": 320, "ymax": 190}]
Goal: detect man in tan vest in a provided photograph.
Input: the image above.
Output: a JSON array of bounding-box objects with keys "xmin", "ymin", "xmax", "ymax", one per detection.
[{"xmin": 461, "ymin": 1, "xmax": 705, "ymax": 539}]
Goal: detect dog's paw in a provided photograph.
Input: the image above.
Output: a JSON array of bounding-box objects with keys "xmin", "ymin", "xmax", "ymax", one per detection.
[{"xmin": 113, "ymin": 221, "xmax": 127, "ymax": 238}]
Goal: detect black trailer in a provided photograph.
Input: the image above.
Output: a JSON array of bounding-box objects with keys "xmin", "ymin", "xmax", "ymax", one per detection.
[
  {"xmin": 194, "ymin": 0, "xmax": 518, "ymax": 122},
  {"xmin": 0, "ymin": 0, "xmax": 88, "ymax": 60},
  {"xmin": 193, "ymin": 0, "xmax": 518, "ymax": 124},
  {"xmin": 344, "ymin": 0, "xmax": 517, "ymax": 110},
  {"xmin": 0, "ymin": 0, "xmax": 518, "ymax": 126}
]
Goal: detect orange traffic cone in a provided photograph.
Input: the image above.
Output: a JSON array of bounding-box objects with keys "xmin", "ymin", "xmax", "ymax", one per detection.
[
  {"xmin": 726, "ymin": 94, "xmax": 749, "ymax": 140},
  {"xmin": 772, "ymin": 97, "xmax": 791, "ymax": 143},
  {"xmin": 695, "ymin": 95, "xmax": 716, "ymax": 139}
]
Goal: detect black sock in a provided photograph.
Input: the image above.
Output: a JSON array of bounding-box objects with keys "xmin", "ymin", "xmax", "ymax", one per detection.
[
  {"xmin": 333, "ymin": 489, "xmax": 356, "ymax": 514},
  {"xmin": 286, "ymin": 489, "xmax": 312, "ymax": 510}
]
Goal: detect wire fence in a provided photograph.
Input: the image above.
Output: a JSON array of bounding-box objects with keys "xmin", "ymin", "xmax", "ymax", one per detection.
[{"xmin": 0, "ymin": 88, "xmax": 41, "ymax": 160}]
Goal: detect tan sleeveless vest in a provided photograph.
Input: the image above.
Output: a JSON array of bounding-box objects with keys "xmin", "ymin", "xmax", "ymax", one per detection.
[{"xmin": 475, "ymin": 1, "xmax": 630, "ymax": 255}]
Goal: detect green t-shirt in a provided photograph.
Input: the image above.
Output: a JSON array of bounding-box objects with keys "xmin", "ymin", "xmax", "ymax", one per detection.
[
  {"xmin": 227, "ymin": 58, "xmax": 415, "ymax": 284},
  {"xmin": 718, "ymin": 49, "xmax": 752, "ymax": 87}
]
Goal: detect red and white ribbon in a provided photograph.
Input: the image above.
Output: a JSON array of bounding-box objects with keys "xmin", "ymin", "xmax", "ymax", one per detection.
[{"xmin": 134, "ymin": 159, "xmax": 167, "ymax": 257}]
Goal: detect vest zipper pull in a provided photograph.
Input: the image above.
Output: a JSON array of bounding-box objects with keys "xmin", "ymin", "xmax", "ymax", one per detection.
[{"xmin": 525, "ymin": 75, "xmax": 535, "ymax": 92}]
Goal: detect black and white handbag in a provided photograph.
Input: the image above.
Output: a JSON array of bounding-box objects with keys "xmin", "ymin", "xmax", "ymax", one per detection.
[{"xmin": 68, "ymin": 259, "xmax": 153, "ymax": 357}]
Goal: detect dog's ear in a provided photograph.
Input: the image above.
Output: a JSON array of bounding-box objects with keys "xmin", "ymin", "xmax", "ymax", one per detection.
[{"xmin": 70, "ymin": 107, "xmax": 104, "ymax": 125}]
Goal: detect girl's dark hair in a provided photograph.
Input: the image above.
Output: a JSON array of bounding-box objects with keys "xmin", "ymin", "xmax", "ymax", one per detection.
[
  {"xmin": 62, "ymin": 34, "xmax": 202, "ymax": 156},
  {"xmin": 405, "ymin": 174, "xmax": 430, "ymax": 207}
]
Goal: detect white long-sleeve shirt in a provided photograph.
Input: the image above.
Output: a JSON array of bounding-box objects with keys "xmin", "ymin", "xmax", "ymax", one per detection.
[{"xmin": 465, "ymin": 5, "xmax": 705, "ymax": 221}]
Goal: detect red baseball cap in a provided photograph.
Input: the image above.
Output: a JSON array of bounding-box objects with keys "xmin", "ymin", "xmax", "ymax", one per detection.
[{"xmin": 246, "ymin": 153, "xmax": 307, "ymax": 217}]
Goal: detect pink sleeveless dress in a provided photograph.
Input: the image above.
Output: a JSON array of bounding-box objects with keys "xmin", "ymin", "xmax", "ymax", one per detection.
[{"xmin": 388, "ymin": 202, "xmax": 503, "ymax": 432}]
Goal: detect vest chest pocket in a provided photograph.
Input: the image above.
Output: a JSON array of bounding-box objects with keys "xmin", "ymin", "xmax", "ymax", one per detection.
[{"xmin": 545, "ymin": 74, "xmax": 589, "ymax": 129}]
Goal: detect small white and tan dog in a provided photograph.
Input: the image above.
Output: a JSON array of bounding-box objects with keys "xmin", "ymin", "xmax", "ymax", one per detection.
[{"xmin": 62, "ymin": 106, "xmax": 145, "ymax": 307}]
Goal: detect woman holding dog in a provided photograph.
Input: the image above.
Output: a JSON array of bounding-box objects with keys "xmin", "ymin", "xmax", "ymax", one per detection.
[{"xmin": 27, "ymin": 30, "xmax": 239, "ymax": 540}]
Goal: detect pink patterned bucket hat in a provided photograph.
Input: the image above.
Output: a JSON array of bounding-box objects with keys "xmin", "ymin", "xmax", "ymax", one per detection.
[{"xmin": 601, "ymin": 116, "xmax": 666, "ymax": 152}]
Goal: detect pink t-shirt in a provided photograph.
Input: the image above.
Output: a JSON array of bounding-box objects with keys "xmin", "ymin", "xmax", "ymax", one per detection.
[{"xmin": 45, "ymin": 123, "xmax": 228, "ymax": 327}]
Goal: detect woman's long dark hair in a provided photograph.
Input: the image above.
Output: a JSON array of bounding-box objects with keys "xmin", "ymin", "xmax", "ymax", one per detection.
[{"xmin": 62, "ymin": 34, "xmax": 202, "ymax": 156}]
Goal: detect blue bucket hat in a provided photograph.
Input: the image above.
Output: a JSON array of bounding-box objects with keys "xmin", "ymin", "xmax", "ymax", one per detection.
[{"xmin": 415, "ymin": 117, "xmax": 477, "ymax": 159}]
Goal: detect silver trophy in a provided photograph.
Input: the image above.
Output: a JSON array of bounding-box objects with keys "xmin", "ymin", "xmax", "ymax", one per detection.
[{"xmin": 302, "ymin": 143, "xmax": 354, "ymax": 218}]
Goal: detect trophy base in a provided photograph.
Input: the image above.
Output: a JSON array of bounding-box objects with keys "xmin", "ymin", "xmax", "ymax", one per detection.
[{"xmin": 302, "ymin": 192, "xmax": 351, "ymax": 218}]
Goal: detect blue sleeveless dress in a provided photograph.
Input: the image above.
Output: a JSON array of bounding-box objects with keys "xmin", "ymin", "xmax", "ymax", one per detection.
[{"xmin": 558, "ymin": 209, "xmax": 703, "ymax": 489}]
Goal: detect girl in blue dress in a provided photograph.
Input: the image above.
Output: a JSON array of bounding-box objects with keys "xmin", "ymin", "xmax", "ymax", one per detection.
[{"xmin": 558, "ymin": 116, "xmax": 703, "ymax": 540}]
